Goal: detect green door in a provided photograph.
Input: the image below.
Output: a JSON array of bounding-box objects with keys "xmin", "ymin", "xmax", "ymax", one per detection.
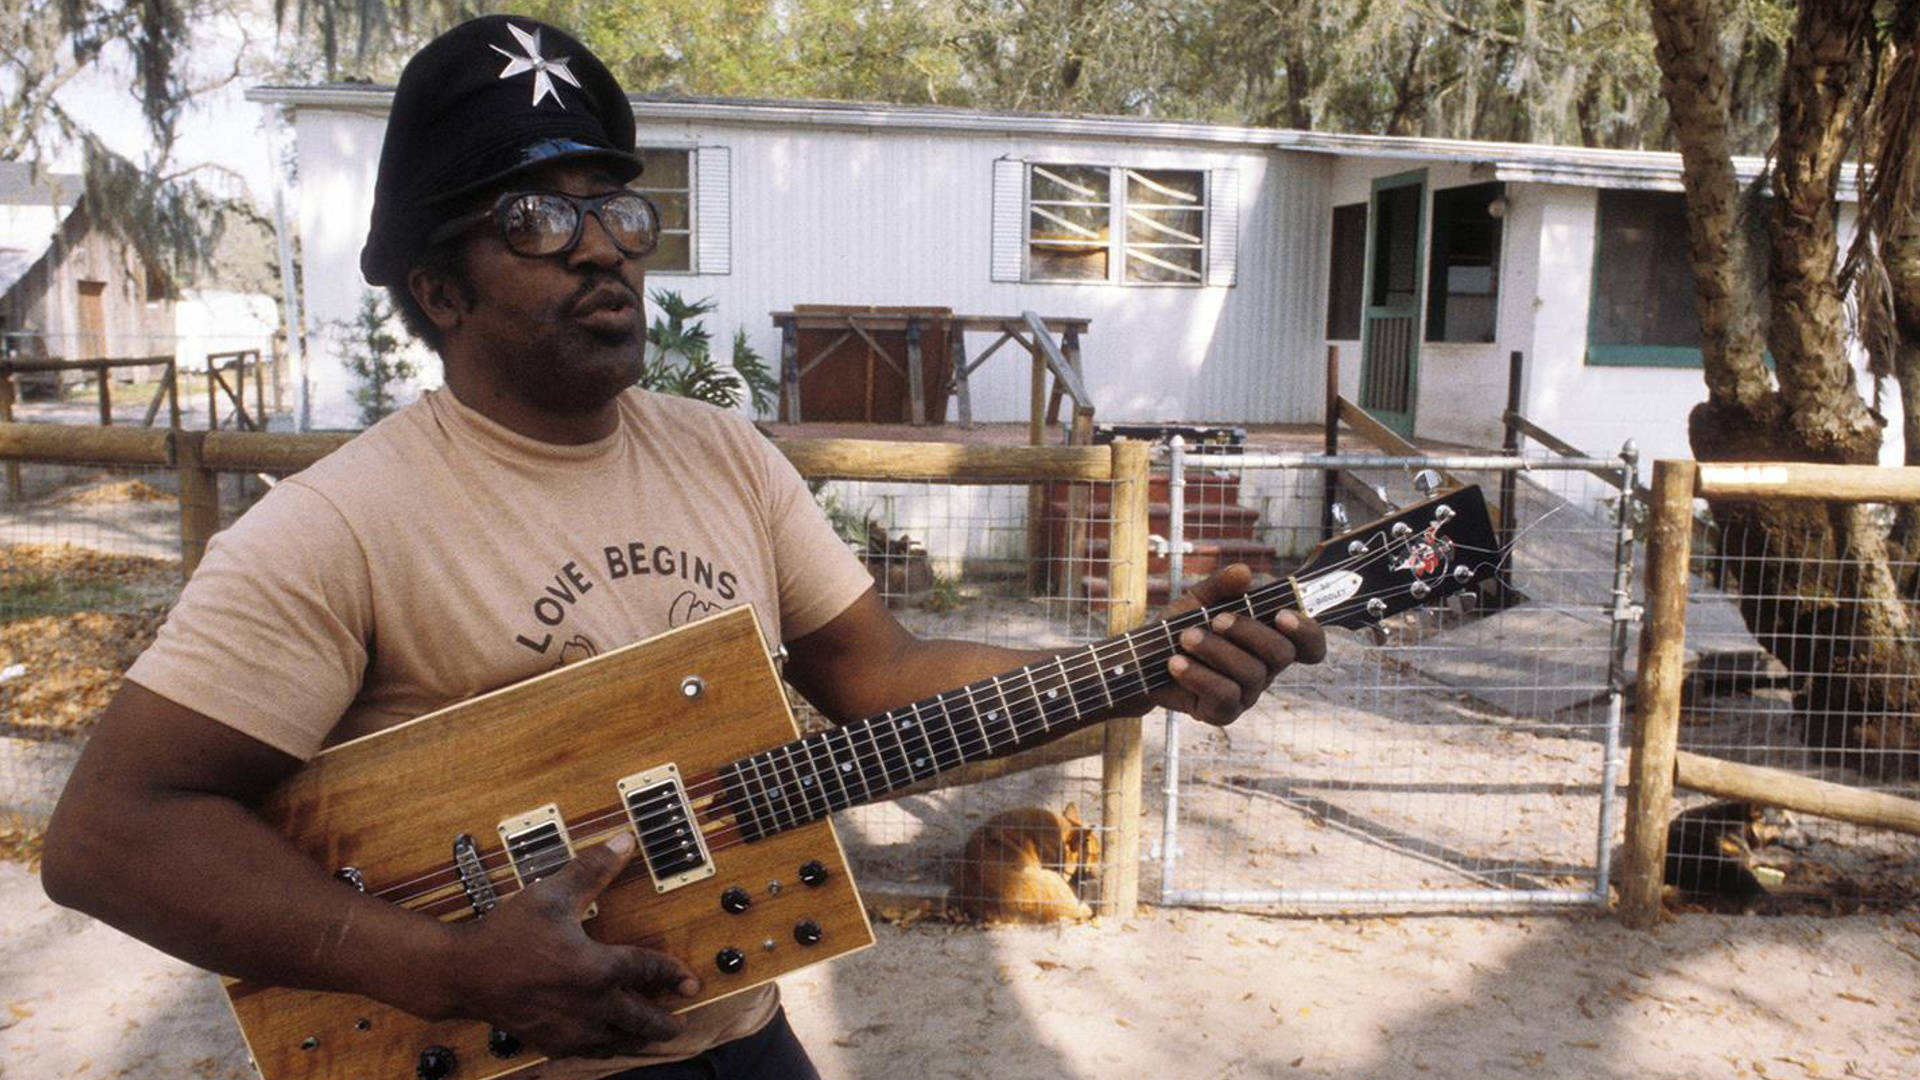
[{"xmin": 1359, "ymin": 170, "xmax": 1427, "ymax": 439}]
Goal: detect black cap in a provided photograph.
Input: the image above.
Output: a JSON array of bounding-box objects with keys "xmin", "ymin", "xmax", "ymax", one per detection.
[{"xmin": 359, "ymin": 15, "xmax": 642, "ymax": 286}]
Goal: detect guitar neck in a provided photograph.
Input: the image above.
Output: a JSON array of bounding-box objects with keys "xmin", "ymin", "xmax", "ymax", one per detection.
[{"xmin": 720, "ymin": 577, "xmax": 1302, "ymax": 842}]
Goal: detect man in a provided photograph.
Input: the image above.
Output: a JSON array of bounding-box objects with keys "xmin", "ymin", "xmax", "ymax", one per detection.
[{"xmin": 41, "ymin": 15, "xmax": 1325, "ymax": 1079}]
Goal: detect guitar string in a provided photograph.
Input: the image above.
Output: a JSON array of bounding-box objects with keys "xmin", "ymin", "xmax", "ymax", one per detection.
[
  {"xmin": 383, "ymin": 557, "xmax": 1502, "ymax": 915},
  {"xmin": 362, "ymin": 526, "xmax": 1433, "ymax": 905},
  {"xmin": 369, "ymin": 530, "xmax": 1502, "ymax": 909},
  {"xmin": 399, "ymin": 549, "xmax": 1503, "ymax": 922},
  {"xmin": 372, "ymin": 537, "xmax": 1504, "ymax": 912},
  {"xmin": 368, "ymin": 527, "xmax": 1501, "ymax": 908}
]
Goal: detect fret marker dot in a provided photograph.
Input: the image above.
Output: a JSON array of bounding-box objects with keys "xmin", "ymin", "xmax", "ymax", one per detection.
[
  {"xmin": 1112, "ymin": 665, "xmax": 1126, "ymax": 676},
  {"xmin": 840, "ymin": 762, "xmax": 853, "ymax": 773},
  {"xmin": 914, "ymin": 757, "xmax": 926, "ymax": 768}
]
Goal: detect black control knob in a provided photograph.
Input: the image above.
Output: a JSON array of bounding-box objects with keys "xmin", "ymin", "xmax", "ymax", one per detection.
[
  {"xmin": 715, "ymin": 947, "xmax": 746, "ymax": 975},
  {"xmin": 798, "ymin": 860, "xmax": 829, "ymax": 887},
  {"xmin": 793, "ymin": 919, "xmax": 824, "ymax": 947},
  {"xmin": 416, "ymin": 1045, "xmax": 457, "ymax": 1080},
  {"xmin": 487, "ymin": 1027, "xmax": 522, "ymax": 1059},
  {"xmin": 720, "ymin": 886, "xmax": 752, "ymax": 914}
]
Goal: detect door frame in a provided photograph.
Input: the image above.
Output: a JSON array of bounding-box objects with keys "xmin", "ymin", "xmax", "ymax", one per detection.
[{"xmin": 1358, "ymin": 169, "xmax": 1429, "ymax": 439}]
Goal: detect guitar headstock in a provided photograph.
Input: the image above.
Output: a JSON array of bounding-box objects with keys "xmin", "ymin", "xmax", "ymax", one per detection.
[{"xmin": 1291, "ymin": 485, "xmax": 1499, "ymax": 631}]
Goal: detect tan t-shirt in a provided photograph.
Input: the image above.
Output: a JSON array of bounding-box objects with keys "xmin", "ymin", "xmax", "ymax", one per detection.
[{"xmin": 127, "ymin": 388, "xmax": 874, "ymax": 1076}]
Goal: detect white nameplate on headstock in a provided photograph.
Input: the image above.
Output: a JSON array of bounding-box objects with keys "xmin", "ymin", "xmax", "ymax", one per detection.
[{"xmin": 1296, "ymin": 570, "xmax": 1363, "ymax": 618}]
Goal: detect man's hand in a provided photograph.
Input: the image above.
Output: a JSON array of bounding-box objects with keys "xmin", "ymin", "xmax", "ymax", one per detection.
[
  {"xmin": 1150, "ymin": 563, "xmax": 1327, "ymax": 726},
  {"xmin": 437, "ymin": 832, "xmax": 701, "ymax": 1059}
]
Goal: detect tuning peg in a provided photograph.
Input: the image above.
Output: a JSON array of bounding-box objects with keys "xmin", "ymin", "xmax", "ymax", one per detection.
[
  {"xmin": 1329, "ymin": 503, "xmax": 1350, "ymax": 529},
  {"xmin": 1413, "ymin": 469, "xmax": 1443, "ymax": 498},
  {"xmin": 1374, "ymin": 484, "xmax": 1399, "ymax": 512}
]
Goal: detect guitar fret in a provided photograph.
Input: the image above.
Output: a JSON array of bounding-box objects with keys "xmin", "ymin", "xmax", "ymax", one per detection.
[
  {"xmin": 1088, "ymin": 643, "xmax": 1117, "ymax": 711},
  {"xmin": 990, "ymin": 675, "xmax": 1027, "ymax": 746},
  {"xmin": 752, "ymin": 750, "xmax": 795, "ymax": 834},
  {"xmin": 885, "ymin": 712, "xmax": 923, "ymax": 789},
  {"xmin": 1116, "ymin": 632, "xmax": 1150, "ymax": 702},
  {"xmin": 828, "ymin": 725, "xmax": 871, "ymax": 806},
  {"xmin": 771, "ymin": 745, "xmax": 817, "ymax": 818},
  {"xmin": 806, "ymin": 732, "xmax": 852, "ymax": 814},
  {"xmin": 721, "ymin": 761, "xmax": 769, "ymax": 842},
  {"xmin": 901, "ymin": 701, "xmax": 942, "ymax": 780},
  {"xmin": 924, "ymin": 693, "xmax": 967, "ymax": 772},
  {"xmin": 1021, "ymin": 665, "xmax": 1053, "ymax": 735},
  {"xmin": 949, "ymin": 683, "xmax": 993, "ymax": 757},
  {"xmin": 779, "ymin": 742, "xmax": 827, "ymax": 824},
  {"xmin": 849, "ymin": 719, "xmax": 894, "ymax": 803},
  {"xmin": 1053, "ymin": 655, "xmax": 1090, "ymax": 727}
]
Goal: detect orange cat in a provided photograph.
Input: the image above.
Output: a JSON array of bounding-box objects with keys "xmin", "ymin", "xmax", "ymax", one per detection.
[{"xmin": 951, "ymin": 804, "xmax": 1100, "ymax": 924}]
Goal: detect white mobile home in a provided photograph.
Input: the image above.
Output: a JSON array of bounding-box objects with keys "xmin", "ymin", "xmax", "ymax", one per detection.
[{"xmin": 250, "ymin": 88, "xmax": 1871, "ymax": 465}]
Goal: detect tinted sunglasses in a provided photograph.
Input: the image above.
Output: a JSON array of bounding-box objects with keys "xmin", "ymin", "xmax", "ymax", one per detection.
[{"xmin": 426, "ymin": 189, "xmax": 661, "ymax": 258}]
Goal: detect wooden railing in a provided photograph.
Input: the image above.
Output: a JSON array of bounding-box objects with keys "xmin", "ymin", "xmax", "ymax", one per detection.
[{"xmin": 0, "ymin": 422, "xmax": 1155, "ymax": 917}]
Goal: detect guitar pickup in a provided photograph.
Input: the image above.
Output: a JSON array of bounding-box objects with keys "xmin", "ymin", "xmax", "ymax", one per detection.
[
  {"xmin": 618, "ymin": 764, "xmax": 716, "ymax": 893},
  {"xmin": 497, "ymin": 804, "xmax": 595, "ymax": 917}
]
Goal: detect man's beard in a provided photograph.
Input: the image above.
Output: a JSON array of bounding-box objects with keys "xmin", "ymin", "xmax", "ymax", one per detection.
[{"xmin": 499, "ymin": 277, "xmax": 645, "ymax": 414}]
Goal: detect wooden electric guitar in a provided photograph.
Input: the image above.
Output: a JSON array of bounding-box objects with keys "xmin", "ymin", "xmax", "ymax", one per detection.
[{"xmin": 225, "ymin": 485, "xmax": 1498, "ymax": 1080}]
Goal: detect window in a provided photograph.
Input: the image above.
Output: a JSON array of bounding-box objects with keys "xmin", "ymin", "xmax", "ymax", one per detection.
[
  {"xmin": 1425, "ymin": 182, "xmax": 1503, "ymax": 343},
  {"xmin": 1588, "ymin": 190, "xmax": 1701, "ymax": 365},
  {"xmin": 1325, "ymin": 202, "xmax": 1367, "ymax": 340},
  {"xmin": 1026, "ymin": 164, "xmax": 1209, "ymax": 285},
  {"xmin": 633, "ymin": 148, "xmax": 692, "ymax": 273}
]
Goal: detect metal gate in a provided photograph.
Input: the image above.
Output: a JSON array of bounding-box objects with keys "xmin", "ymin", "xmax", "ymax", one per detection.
[{"xmin": 1154, "ymin": 444, "xmax": 1640, "ymax": 911}]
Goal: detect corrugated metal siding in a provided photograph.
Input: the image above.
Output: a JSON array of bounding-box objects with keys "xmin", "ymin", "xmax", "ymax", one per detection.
[{"xmin": 291, "ymin": 110, "xmax": 1334, "ymax": 429}]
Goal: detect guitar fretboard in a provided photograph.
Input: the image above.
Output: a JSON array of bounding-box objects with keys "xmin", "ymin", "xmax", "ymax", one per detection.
[{"xmin": 719, "ymin": 577, "xmax": 1302, "ymax": 842}]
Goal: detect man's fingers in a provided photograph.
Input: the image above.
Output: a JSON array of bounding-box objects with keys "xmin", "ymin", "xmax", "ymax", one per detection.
[
  {"xmin": 1177, "ymin": 617, "xmax": 1279, "ymax": 708},
  {"xmin": 609, "ymin": 945, "xmax": 702, "ymax": 999},
  {"xmin": 1169, "ymin": 563, "xmax": 1255, "ymax": 615},
  {"xmin": 546, "ymin": 832, "xmax": 635, "ymax": 916},
  {"xmin": 1275, "ymin": 609, "xmax": 1328, "ymax": 665},
  {"xmin": 602, "ymin": 988, "xmax": 686, "ymax": 1048}
]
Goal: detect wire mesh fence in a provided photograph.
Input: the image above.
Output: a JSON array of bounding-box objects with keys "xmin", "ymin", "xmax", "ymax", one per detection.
[
  {"xmin": 1, "ymin": 459, "xmax": 183, "ymax": 850},
  {"xmin": 1662, "ymin": 491, "xmax": 1920, "ymax": 913},
  {"xmin": 791, "ymin": 471, "xmax": 1132, "ymax": 919},
  {"xmin": 1156, "ymin": 446, "xmax": 1637, "ymax": 912}
]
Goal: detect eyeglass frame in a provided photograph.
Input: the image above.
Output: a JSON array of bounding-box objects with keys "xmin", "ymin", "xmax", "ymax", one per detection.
[{"xmin": 423, "ymin": 188, "xmax": 662, "ymax": 259}]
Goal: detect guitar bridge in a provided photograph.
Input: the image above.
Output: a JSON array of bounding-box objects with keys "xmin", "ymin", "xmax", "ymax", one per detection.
[{"xmin": 618, "ymin": 764, "xmax": 716, "ymax": 893}]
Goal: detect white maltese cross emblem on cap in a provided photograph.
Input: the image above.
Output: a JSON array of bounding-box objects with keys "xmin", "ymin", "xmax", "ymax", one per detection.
[{"xmin": 491, "ymin": 24, "xmax": 581, "ymax": 109}]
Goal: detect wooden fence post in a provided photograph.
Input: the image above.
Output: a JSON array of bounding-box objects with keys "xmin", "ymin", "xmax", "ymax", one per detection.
[
  {"xmin": 1619, "ymin": 458, "xmax": 1697, "ymax": 927},
  {"xmin": 0, "ymin": 370, "xmax": 18, "ymax": 500},
  {"xmin": 96, "ymin": 363, "xmax": 112, "ymax": 426},
  {"xmin": 173, "ymin": 430, "xmax": 220, "ymax": 579},
  {"xmin": 1099, "ymin": 438, "xmax": 1151, "ymax": 919}
]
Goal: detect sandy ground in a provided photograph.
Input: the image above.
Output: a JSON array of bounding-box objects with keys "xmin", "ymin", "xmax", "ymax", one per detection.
[{"xmin": 4, "ymin": 858, "xmax": 1919, "ymax": 1080}]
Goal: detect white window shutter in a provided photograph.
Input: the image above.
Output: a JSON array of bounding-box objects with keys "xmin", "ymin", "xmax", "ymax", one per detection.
[
  {"xmin": 991, "ymin": 158, "xmax": 1026, "ymax": 282},
  {"xmin": 695, "ymin": 146, "xmax": 732, "ymax": 276},
  {"xmin": 1207, "ymin": 167, "xmax": 1239, "ymax": 287}
]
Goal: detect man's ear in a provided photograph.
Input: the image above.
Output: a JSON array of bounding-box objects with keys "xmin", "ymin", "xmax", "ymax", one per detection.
[{"xmin": 408, "ymin": 264, "xmax": 468, "ymax": 334}]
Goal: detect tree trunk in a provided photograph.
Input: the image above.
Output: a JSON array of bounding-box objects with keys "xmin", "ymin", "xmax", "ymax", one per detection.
[
  {"xmin": 1767, "ymin": 0, "xmax": 1882, "ymax": 465},
  {"xmin": 1654, "ymin": 0, "xmax": 1918, "ymax": 770},
  {"xmin": 1646, "ymin": 0, "xmax": 1773, "ymax": 419}
]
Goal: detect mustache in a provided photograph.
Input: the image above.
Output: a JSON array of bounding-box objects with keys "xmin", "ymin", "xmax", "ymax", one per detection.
[{"xmin": 566, "ymin": 275, "xmax": 640, "ymax": 317}]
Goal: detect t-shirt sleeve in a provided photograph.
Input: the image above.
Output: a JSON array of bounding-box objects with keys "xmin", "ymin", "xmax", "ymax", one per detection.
[
  {"xmin": 124, "ymin": 480, "xmax": 373, "ymax": 761},
  {"xmin": 751, "ymin": 434, "xmax": 875, "ymax": 641}
]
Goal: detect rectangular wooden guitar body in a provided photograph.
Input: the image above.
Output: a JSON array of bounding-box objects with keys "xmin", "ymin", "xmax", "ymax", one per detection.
[{"xmin": 225, "ymin": 606, "xmax": 873, "ymax": 1080}]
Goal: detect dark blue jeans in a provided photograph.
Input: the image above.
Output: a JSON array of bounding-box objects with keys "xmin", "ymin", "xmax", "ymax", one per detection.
[{"xmin": 600, "ymin": 1008, "xmax": 819, "ymax": 1080}]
